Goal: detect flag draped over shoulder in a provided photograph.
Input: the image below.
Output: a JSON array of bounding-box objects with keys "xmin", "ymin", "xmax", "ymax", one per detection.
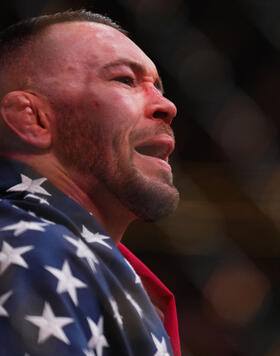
[{"xmin": 0, "ymin": 158, "xmax": 180, "ymax": 356}]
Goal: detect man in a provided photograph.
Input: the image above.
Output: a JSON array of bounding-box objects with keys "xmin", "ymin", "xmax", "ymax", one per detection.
[{"xmin": 0, "ymin": 10, "xmax": 180, "ymax": 356}]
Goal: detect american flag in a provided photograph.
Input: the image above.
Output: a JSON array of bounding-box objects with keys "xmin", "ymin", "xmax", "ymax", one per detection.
[{"xmin": 0, "ymin": 158, "xmax": 180, "ymax": 356}]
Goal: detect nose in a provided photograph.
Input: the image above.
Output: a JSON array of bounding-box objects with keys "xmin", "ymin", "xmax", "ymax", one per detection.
[{"xmin": 145, "ymin": 87, "xmax": 177, "ymax": 125}]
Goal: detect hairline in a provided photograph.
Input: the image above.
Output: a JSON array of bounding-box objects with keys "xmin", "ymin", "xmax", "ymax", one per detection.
[{"xmin": 0, "ymin": 11, "xmax": 128, "ymax": 98}]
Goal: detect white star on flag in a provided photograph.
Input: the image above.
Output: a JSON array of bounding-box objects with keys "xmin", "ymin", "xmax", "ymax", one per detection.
[
  {"xmin": 151, "ymin": 333, "xmax": 170, "ymax": 356},
  {"xmin": 7, "ymin": 174, "xmax": 51, "ymax": 196},
  {"xmin": 45, "ymin": 260, "xmax": 87, "ymax": 306},
  {"xmin": 0, "ymin": 241, "xmax": 34, "ymax": 274},
  {"xmin": 109, "ymin": 298, "xmax": 123, "ymax": 328},
  {"xmin": 1, "ymin": 220, "xmax": 47, "ymax": 236},
  {"xmin": 63, "ymin": 235, "xmax": 99, "ymax": 272},
  {"xmin": 28, "ymin": 211, "xmax": 55, "ymax": 225},
  {"xmin": 87, "ymin": 316, "xmax": 109, "ymax": 356},
  {"xmin": 125, "ymin": 259, "xmax": 142, "ymax": 284},
  {"xmin": 81, "ymin": 225, "xmax": 112, "ymax": 250},
  {"xmin": 25, "ymin": 302, "xmax": 73, "ymax": 344},
  {"xmin": 40, "ymin": 217, "xmax": 55, "ymax": 225},
  {"xmin": 27, "ymin": 211, "xmax": 36, "ymax": 218},
  {"xmin": 125, "ymin": 293, "xmax": 143, "ymax": 318},
  {"xmin": 0, "ymin": 290, "xmax": 13, "ymax": 317},
  {"xmin": 83, "ymin": 349, "xmax": 96, "ymax": 356},
  {"xmin": 24, "ymin": 194, "xmax": 49, "ymax": 205},
  {"xmin": 11, "ymin": 204, "xmax": 21, "ymax": 211}
]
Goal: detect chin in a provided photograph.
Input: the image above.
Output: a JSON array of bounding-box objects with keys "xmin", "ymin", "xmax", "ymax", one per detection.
[
  {"xmin": 136, "ymin": 188, "xmax": 179, "ymax": 222},
  {"xmin": 93, "ymin": 156, "xmax": 180, "ymax": 221},
  {"xmin": 116, "ymin": 172, "xmax": 180, "ymax": 222}
]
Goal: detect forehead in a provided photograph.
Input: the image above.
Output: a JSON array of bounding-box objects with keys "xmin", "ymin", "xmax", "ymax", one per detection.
[{"xmin": 44, "ymin": 22, "xmax": 158, "ymax": 76}]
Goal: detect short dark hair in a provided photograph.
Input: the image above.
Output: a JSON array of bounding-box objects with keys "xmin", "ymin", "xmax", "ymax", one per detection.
[
  {"xmin": 0, "ymin": 10, "xmax": 128, "ymax": 154},
  {"xmin": 0, "ymin": 9, "xmax": 126, "ymax": 50},
  {"xmin": 0, "ymin": 9, "xmax": 128, "ymax": 97}
]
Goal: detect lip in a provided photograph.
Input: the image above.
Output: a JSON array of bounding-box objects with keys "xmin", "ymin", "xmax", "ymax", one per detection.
[
  {"xmin": 134, "ymin": 151, "xmax": 172, "ymax": 171},
  {"xmin": 134, "ymin": 134, "xmax": 175, "ymax": 161}
]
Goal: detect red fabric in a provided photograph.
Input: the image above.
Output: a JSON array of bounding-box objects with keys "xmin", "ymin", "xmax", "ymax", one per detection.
[{"xmin": 118, "ymin": 243, "xmax": 181, "ymax": 356}]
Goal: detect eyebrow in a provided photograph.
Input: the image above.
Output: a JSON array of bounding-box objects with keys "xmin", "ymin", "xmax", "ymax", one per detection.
[{"xmin": 102, "ymin": 59, "xmax": 164, "ymax": 94}]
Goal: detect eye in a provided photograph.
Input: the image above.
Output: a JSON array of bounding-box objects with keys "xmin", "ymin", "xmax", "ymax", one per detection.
[{"xmin": 114, "ymin": 76, "xmax": 135, "ymax": 86}]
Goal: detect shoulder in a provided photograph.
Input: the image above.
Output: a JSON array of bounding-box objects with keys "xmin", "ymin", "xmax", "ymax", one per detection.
[{"xmin": 0, "ymin": 199, "xmax": 107, "ymax": 355}]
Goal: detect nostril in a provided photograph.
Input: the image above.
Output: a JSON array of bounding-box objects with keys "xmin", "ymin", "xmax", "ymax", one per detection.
[{"xmin": 153, "ymin": 111, "xmax": 168, "ymax": 119}]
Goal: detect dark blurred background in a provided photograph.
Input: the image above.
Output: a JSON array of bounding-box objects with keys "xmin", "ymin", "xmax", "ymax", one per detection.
[{"xmin": 2, "ymin": 1, "xmax": 280, "ymax": 355}]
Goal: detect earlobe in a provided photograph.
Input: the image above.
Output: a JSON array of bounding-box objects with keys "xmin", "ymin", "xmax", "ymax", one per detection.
[{"xmin": 0, "ymin": 91, "xmax": 52, "ymax": 149}]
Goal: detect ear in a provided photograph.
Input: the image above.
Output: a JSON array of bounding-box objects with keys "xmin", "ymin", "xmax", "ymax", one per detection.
[{"xmin": 0, "ymin": 91, "xmax": 52, "ymax": 149}]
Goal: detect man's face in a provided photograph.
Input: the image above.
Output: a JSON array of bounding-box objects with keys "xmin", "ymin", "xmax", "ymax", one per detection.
[{"xmin": 43, "ymin": 22, "xmax": 179, "ymax": 221}]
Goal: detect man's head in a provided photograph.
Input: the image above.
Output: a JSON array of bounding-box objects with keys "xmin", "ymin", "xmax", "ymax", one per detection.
[{"xmin": 0, "ymin": 10, "xmax": 179, "ymax": 222}]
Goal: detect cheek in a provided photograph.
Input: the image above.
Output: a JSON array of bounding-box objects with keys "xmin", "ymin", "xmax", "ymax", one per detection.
[
  {"xmin": 89, "ymin": 98, "xmax": 101, "ymax": 109},
  {"xmin": 82, "ymin": 89, "xmax": 143, "ymax": 147},
  {"xmin": 94, "ymin": 89, "xmax": 142, "ymax": 121}
]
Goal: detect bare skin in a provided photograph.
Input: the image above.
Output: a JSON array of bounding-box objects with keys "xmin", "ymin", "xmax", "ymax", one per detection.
[{"xmin": 0, "ymin": 22, "xmax": 178, "ymax": 244}]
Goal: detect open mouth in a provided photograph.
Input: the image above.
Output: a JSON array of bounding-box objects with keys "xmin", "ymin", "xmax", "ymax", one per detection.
[{"xmin": 134, "ymin": 136, "xmax": 174, "ymax": 162}]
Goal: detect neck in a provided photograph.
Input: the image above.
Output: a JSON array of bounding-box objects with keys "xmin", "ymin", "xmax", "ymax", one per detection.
[{"xmin": 8, "ymin": 152, "xmax": 136, "ymax": 244}]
